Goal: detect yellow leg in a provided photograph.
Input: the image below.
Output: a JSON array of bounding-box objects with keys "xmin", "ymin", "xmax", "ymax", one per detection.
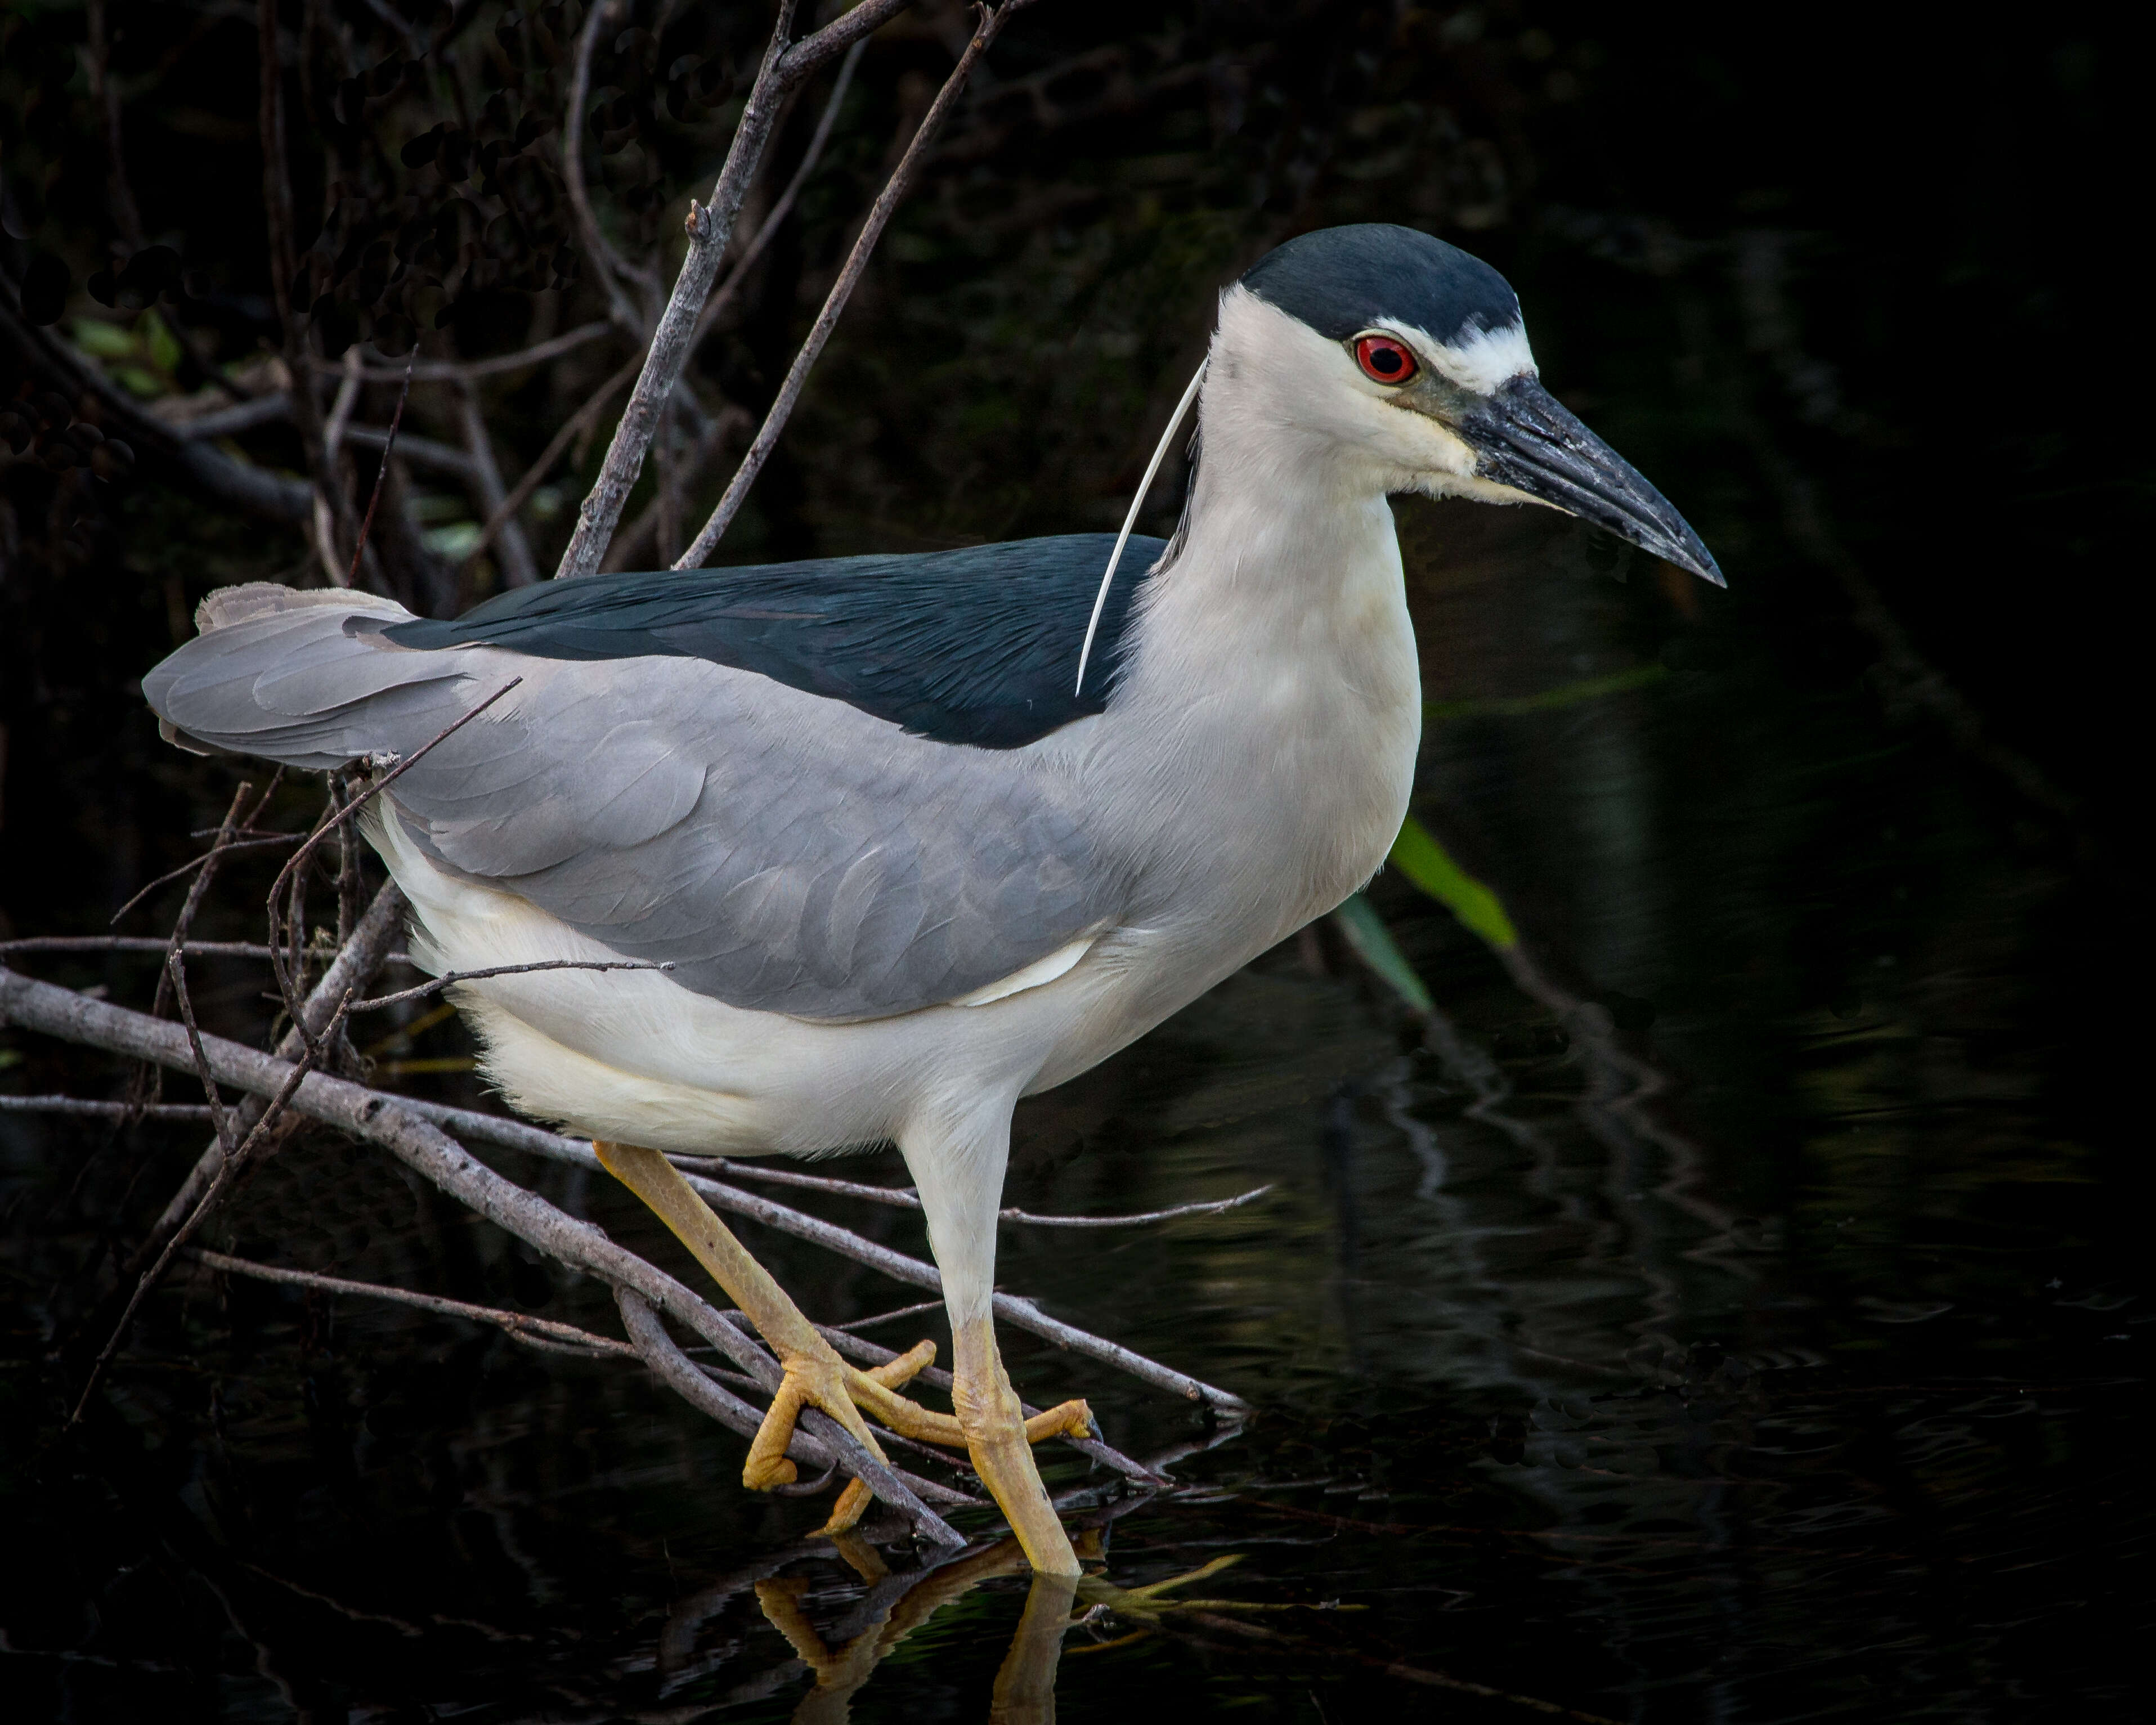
[
  {"xmin": 594, "ymin": 1142, "xmax": 1090, "ymax": 1542},
  {"xmin": 953, "ymin": 1315, "xmax": 1082, "ymax": 1578},
  {"xmin": 590, "ymin": 1138, "xmax": 1095, "ymax": 1552}
]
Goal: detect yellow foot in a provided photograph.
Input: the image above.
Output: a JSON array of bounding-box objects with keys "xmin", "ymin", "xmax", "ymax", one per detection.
[{"xmin": 592, "ymin": 1140, "xmax": 1096, "ymax": 1567}]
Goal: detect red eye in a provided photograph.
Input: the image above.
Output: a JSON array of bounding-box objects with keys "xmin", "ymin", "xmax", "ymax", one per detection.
[{"xmin": 1354, "ymin": 333, "xmax": 1418, "ymax": 384}]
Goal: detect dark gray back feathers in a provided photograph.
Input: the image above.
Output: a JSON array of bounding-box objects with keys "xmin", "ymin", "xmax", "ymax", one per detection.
[{"xmin": 382, "ymin": 534, "xmax": 1166, "ymax": 750}]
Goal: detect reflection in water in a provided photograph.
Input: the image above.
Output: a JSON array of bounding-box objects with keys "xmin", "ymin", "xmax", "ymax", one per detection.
[{"xmin": 1, "ymin": 500, "xmax": 2142, "ymax": 1719}]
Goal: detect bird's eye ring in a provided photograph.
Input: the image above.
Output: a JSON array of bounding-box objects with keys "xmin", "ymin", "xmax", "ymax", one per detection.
[{"xmin": 1353, "ymin": 334, "xmax": 1418, "ymax": 384}]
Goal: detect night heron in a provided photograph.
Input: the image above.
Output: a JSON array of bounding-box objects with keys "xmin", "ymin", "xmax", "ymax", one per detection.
[{"xmin": 143, "ymin": 224, "xmax": 1720, "ymax": 1576}]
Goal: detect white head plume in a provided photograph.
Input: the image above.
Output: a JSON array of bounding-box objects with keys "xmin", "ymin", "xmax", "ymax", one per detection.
[{"xmin": 1074, "ymin": 357, "xmax": 1209, "ymax": 697}]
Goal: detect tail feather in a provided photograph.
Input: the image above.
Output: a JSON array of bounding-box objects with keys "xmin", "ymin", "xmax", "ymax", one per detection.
[{"xmin": 144, "ymin": 582, "xmax": 474, "ymax": 772}]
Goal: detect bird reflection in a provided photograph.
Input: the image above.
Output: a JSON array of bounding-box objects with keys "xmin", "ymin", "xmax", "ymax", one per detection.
[
  {"xmin": 734, "ymin": 1532, "xmax": 1272, "ymax": 1722},
  {"xmin": 752, "ymin": 1536, "xmax": 1072, "ymax": 1724}
]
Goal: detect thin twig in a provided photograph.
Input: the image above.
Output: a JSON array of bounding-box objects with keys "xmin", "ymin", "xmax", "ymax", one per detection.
[
  {"xmin": 599, "ymin": 37, "xmax": 867, "ymax": 573},
  {"xmin": 454, "ymin": 380, "xmax": 540, "ymax": 588},
  {"xmin": 107, "ymin": 834, "xmax": 308, "ymax": 928},
  {"xmin": 317, "ymin": 353, "xmax": 364, "ymax": 586},
  {"xmin": 68, "ymin": 984, "xmax": 355, "ymax": 1425},
  {"xmin": 311, "ymin": 321, "xmax": 611, "ymax": 383},
  {"xmin": 165, "ymin": 952, "xmax": 236, "ymax": 1158},
  {"xmin": 125, "ymin": 885, "xmax": 410, "ymax": 1290},
  {"xmin": 190, "ymin": 1250, "xmax": 640, "ymax": 1358},
  {"xmin": 143, "ymin": 777, "xmax": 272, "ymax": 1051},
  {"xmin": 556, "ymin": 0, "xmax": 913, "ymax": 579},
  {"xmin": 674, "ymin": 1155, "xmax": 1274, "ymax": 1230},
  {"xmin": 458, "ymin": 355, "xmax": 640, "ymax": 577},
  {"xmin": 349, "ymin": 958, "xmax": 673, "ymax": 1013},
  {"xmin": 600, "ymin": 403, "xmax": 751, "ymax": 572},
  {"xmin": 347, "ymin": 351, "xmax": 416, "ymax": 586},
  {"xmin": 264, "ymin": 679, "xmax": 522, "ymax": 1047},
  {"xmin": 834, "ymin": 1298, "xmax": 947, "ymax": 1332},
  {"xmin": 702, "ymin": 37, "xmax": 868, "ymax": 340},
  {"xmin": 679, "ymin": 2, "xmax": 1031, "ymax": 568},
  {"xmin": 999, "ymin": 1188, "xmax": 1274, "ymax": 1230},
  {"xmin": 0, "ymin": 938, "xmax": 412, "ymax": 961},
  {"xmin": 0, "ymin": 1096, "xmax": 216, "ymax": 1121},
  {"xmin": 562, "ymin": 0, "xmax": 649, "ymax": 337}
]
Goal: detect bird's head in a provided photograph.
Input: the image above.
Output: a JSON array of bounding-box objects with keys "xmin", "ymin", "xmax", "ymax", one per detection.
[{"xmin": 1222, "ymin": 223, "xmax": 1722, "ymax": 586}]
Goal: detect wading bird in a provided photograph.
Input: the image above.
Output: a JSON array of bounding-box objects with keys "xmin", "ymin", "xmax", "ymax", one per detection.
[{"xmin": 144, "ymin": 225, "xmax": 1720, "ymax": 1576}]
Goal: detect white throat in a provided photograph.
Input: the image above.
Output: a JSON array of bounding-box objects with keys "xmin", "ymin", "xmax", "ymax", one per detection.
[{"xmin": 1090, "ymin": 289, "xmax": 1424, "ymax": 960}]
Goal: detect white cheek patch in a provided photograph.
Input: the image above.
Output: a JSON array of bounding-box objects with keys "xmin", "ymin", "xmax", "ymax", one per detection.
[{"xmin": 1386, "ymin": 317, "xmax": 1537, "ymax": 396}]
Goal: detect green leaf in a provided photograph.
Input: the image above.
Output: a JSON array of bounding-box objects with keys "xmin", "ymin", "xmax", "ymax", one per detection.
[
  {"xmin": 141, "ymin": 310, "xmax": 183, "ymax": 376},
  {"xmin": 422, "ymin": 521, "xmax": 483, "ymax": 558},
  {"xmin": 1330, "ymin": 894, "xmax": 1433, "ymax": 1015},
  {"xmin": 114, "ymin": 366, "xmax": 164, "ymax": 398},
  {"xmin": 71, "ymin": 317, "xmax": 137, "ymax": 359},
  {"xmin": 1387, "ymin": 814, "xmax": 1518, "ymax": 951}
]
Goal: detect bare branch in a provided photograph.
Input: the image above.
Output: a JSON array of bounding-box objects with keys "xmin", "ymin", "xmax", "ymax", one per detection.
[
  {"xmin": 6, "ymin": 958, "xmax": 1243, "ymax": 1414},
  {"xmin": 315, "ymin": 355, "xmax": 364, "ymax": 587},
  {"xmin": 0, "ymin": 965, "xmax": 967, "ymax": 1542},
  {"xmin": 778, "ymin": 0, "xmax": 917, "ymax": 77},
  {"xmin": 128, "ymin": 884, "xmax": 410, "ymax": 1285},
  {"xmin": 562, "ymin": 0, "xmax": 654, "ymax": 338},
  {"xmin": 453, "ymin": 382, "xmax": 540, "ymax": 588},
  {"xmin": 374, "ymin": 1101, "xmax": 1246, "ymax": 1410},
  {"xmin": 0, "ymin": 1096, "xmax": 216, "ymax": 1122},
  {"xmin": 693, "ymin": 34, "xmax": 869, "ymax": 344},
  {"xmin": 600, "ymin": 401, "xmax": 749, "ymax": 571},
  {"xmin": 598, "ymin": 39, "xmax": 866, "ymax": 573},
  {"xmin": 679, "ymin": 2, "xmax": 1026, "ymax": 567},
  {"xmin": 458, "ymin": 354, "xmax": 640, "ymax": 577},
  {"xmin": 673, "ymin": 1154, "xmax": 1275, "ymax": 1230},
  {"xmin": 346, "ymin": 352, "xmax": 415, "ymax": 587},
  {"xmin": 164, "ymin": 952, "xmax": 237, "ymax": 1159},
  {"xmin": 0, "ymin": 937, "xmax": 414, "ymax": 961},
  {"xmin": 69, "ymin": 982, "xmax": 353, "ymax": 1424},
  {"xmin": 259, "ymin": 0, "xmax": 362, "ymax": 575},
  {"xmin": 553, "ymin": 0, "xmax": 845, "ymax": 580},
  {"xmin": 107, "ymin": 834, "xmax": 304, "ymax": 928},
  {"xmin": 348, "ymin": 958, "xmax": 672, "ymax": 1013},
  {"xmin": 1000, "ymin": 1187, "xmax": 1274, "ymax": 1230},
  {"xmin": 310, "ymin": 322, "xmax": 612, "ymax": 383},
  {"xmin": 833, "ymin": 1298, "xmax": 947, "ymax": 1332},
  {"xmin": 191, "ymin": 1249, "xmax": 640, "ymax": 1358}
]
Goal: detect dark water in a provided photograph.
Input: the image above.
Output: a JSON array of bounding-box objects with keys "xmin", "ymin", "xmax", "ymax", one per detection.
[{"xmin": 3, "ymin": 492, "xmax": 2144, "ymax": 1722}]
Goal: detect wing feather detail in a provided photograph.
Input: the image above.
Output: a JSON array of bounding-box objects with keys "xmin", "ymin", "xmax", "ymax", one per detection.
[{"xmin": 143, "ymin": 584, "xmax": 1120, "ymax": 1020}]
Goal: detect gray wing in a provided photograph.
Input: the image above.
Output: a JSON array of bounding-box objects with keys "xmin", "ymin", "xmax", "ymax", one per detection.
[{"xmin": 144, "ymin": 585, "xmax": 1120, "ymax": 1019}]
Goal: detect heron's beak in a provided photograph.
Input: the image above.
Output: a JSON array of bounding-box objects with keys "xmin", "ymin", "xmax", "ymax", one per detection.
[{"xmin": 1453, "ymin": 377, "xmax": 1724, "ymax": 586}]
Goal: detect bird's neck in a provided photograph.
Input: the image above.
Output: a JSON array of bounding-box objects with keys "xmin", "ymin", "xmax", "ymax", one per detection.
[{"xmin": 1099, "ymin": 376, "xmax": 1422, "ymax": 943}]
